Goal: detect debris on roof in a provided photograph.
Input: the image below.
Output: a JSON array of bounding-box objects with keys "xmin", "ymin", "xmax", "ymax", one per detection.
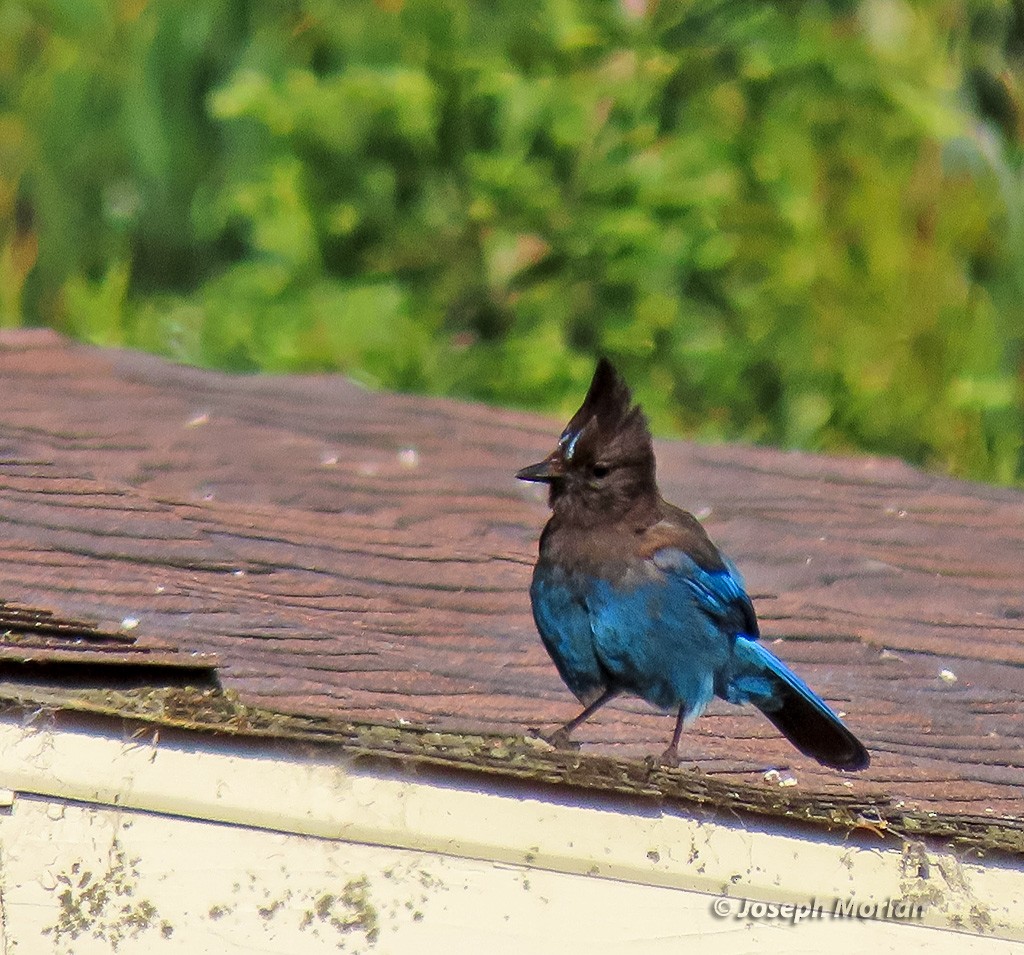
[{"xmin": 1, "ymin": 329, "xmax": 1022, "ymax": 855}]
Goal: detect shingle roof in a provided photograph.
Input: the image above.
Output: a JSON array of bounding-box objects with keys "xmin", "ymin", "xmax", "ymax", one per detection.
[{"xmin": 1, "ymin": 329, "xmax": 1022, "ymax": 852}]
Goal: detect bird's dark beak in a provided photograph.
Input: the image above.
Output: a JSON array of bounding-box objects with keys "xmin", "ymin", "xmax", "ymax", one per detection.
[{"xmin": 516, "ymin": 452, "xmax": 564, "ymax": 484}]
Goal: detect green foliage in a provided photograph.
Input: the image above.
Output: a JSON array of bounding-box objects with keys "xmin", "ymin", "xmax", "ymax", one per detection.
[{"xmin": 2, "ymin": 0, "xmax": 1023, "ymax": 483}]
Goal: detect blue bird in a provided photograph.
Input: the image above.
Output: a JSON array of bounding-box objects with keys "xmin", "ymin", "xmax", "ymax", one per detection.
[{"xmin": 517, "ymin": 359, "xmax": 869, "ymax": 770}]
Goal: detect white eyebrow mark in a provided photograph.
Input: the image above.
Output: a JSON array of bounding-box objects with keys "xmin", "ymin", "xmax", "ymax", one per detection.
[{"xmin": 559, "ymin": 429, "xmax": 581, "ymax": 461}]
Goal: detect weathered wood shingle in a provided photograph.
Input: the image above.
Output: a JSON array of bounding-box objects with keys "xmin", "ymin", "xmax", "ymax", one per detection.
[{"xmin": 1, "ymin": 329, "xmax": 1022, "ymax": 849}]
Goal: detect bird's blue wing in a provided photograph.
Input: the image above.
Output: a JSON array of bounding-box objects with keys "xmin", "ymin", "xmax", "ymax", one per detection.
[
  {"xmin": 651, "ymin": 548, "xmax": 759, "ymax": 638},
  {"xmin": 531, "ymin": 548, "xmax": 759, "ymax": 718},
  {"xmin": 580, "ymin": 549, "xmax": 750, "ymax": 715}
]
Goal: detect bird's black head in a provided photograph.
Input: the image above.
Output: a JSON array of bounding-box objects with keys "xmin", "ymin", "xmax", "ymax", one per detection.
[{"xmin": 516, "ymin": 359, "xmax": 657, "ymax": 524}]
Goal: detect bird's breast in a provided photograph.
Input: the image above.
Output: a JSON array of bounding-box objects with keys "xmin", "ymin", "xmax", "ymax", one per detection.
[{"xmin": 538, "ymin": 522, "xmax": 661, "ymax": 587}]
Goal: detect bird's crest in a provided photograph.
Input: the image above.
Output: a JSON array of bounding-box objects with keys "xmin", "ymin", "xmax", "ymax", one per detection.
[{"xmin": 558, "ymin": 358, "xmax": 653, "ymax": 469}]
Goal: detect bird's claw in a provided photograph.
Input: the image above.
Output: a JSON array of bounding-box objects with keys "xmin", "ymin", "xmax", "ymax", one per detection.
[
  {"xmin": 543, "ymin": 727, "xmax": 581, "ymax": 751},
  {"xmin": 658, "ymin": 746, "xmax": 681, "ymax": 769}
]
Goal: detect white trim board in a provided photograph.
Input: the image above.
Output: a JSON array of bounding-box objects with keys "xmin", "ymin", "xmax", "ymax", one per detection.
[{"xmin": 0, "ymin": 714, "xmax": 1020, "ymax": 951}]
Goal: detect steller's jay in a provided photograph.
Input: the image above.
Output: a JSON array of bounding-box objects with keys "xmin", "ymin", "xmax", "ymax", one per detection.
[{"xmin": 517, "ymin": 359, "xmax": 869, "ymax": 771}]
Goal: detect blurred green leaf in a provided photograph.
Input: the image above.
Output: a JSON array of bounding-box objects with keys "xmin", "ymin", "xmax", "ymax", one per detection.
[{"xmin": 1, "ymin": 0, "xmax": 1022, "ymax": 486}]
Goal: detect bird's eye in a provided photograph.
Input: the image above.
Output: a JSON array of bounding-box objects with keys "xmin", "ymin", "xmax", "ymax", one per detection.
[{"xmin": 591, "ymin": 463, "xmax": 610, "ymax": 479}]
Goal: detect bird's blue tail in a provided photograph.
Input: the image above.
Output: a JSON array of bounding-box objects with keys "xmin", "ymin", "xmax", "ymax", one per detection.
[{"xmin": 727, "ymin": 638, "xmax": 869, "ymax": 770}]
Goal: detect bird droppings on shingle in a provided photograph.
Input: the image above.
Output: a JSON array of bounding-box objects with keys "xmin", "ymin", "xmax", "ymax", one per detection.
[
  {"xmin": 939, "ymin": 669, "xmax": 958, "ymax": 685},
  {"xmin": 764, "ymin": 769, "xmax": 798, "ymax": 787}
]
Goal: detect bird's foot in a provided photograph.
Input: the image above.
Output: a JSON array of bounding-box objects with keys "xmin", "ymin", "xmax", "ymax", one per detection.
[
  {"xmin": 658, "ymin": 746, "xmax": 681, "ymax": 769},
  {"xmin": 542, "ymin": 726, "xmax": 581, "ymax": 751}
]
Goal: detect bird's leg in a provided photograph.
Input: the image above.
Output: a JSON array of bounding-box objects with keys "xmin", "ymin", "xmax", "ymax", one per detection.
[
  {"xmin": 659, "ymin": 705, "xmax": 687, "ymax": 768},
  {"xmin": 544, "ymin": 688, "xmax": 620, "ymax": 750}
]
